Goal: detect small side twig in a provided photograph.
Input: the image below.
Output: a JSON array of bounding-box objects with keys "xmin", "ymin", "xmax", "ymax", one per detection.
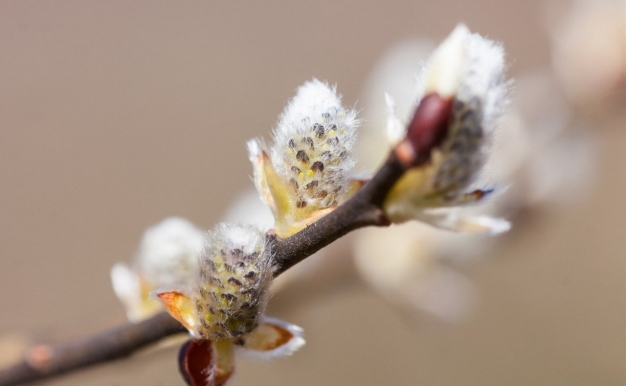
[{"xmin": 0, "ymin": 141, "xmax": 416, "ymax": 386}]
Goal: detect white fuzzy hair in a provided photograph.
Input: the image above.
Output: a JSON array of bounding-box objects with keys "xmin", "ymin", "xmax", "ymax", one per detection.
[
  {"xmin": 136, "ymin": 217, "xmax": 205, "ymax": 289},
  {"xmin": 269, "ymin": 79, "xmax": 360, "ymax": 208},
  {"xmin": 418, "ymin": 24, "xmax": 509, "ymax": 198}
]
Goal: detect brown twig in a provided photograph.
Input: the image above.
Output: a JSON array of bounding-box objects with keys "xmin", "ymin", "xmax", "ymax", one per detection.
[
  {"xmin": 0, "ymin": 149, "xmax": 409, "ymax": 386},
  {"xmin": 0, "ymin": 125, "xmax": 430, "ymax": 385}
]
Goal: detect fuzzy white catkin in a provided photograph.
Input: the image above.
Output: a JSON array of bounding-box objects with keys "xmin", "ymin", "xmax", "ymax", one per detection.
[
  {"xmin": 138, "ymin": 217, "xmax": 205, "ymax": 290},
  {"xmin": 193, "ymin": 223, "xmax": 273, "ymax": 340},
  {"xmin": 383, "ymin": 25, "xmax": 511, "ymax": 234},
  {"xmin": 420, "ymin": 24, "xmax": 507, "ymax": 198},
  {"xmin": 270, "ymin": 79, "xmax": 359, "ymax": 208},
  {"xmin": 110, "ymin": 217, "xmax": 205, "ymax": 322}
]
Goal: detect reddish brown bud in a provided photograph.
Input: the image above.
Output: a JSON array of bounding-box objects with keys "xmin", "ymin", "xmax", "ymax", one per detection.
[
  {"xmin": 179, "ymin": 340, "xmax": 231, "ymax": 386},
  {"xmin": 406, "ymin": 93, "xmax": 453, "ymax": 166}
]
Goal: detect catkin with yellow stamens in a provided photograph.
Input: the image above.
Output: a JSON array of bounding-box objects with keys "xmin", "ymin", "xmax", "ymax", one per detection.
[
  {"xmin": 271, "ymin": 79, "xmax": 359, "ymax": 210},
  {"xmin": 194, "ymin": 223, "xmax": 272, "ymax": 340}
]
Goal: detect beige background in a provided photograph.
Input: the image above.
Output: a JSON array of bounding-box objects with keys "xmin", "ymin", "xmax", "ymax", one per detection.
[{"xmin": 0, "ymin": 1, "xmax": 624, "ymax": 385}]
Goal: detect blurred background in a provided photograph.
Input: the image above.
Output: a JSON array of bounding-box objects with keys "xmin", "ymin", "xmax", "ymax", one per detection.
[{"xmin": 0, "ymin": 1, "xmax": 623, "ymax": 385}]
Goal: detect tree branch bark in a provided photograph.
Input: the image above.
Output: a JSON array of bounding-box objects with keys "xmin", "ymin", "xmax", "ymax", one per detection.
[{"xmin": 0, "ymin": 143, "xmax": 415, "ymax": 386}]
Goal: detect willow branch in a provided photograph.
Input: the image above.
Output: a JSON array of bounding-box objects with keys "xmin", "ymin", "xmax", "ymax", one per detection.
[{"xmin": 0, "ymin": 137, "xmax": 420, "ymax": 385}]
